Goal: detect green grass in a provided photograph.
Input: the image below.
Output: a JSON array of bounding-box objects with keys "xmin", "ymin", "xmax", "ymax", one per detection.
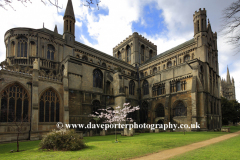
[
  {"xmin": 171, "ymin": 126, "xmax": 240, "ymax": 160},
  {"xmin": 0, "ymin": 130, "xmax": 235, "ymax": 160}
]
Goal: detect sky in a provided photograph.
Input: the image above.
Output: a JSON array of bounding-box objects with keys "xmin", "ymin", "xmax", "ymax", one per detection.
[{"xmin": 0, "ymin": 0, "xmax": 239, "ymax": 101}]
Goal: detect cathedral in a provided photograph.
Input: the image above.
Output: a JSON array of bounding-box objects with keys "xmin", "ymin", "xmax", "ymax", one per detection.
[
  {"xmin": 220, "ymin": 67, "xmax": 236, "ymax": 100},
  {"xmin": 0, "ymin": 0, "xmax": 222, "ymax": 142}
]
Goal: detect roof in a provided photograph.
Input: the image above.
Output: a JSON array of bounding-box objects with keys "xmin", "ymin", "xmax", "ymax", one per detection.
[
  {"xmin": 142, "ymin": 38, "xmax": 195, "ymax": 65},
  {"xmin": 64, "ymin": 0, "xmax": 75, "ymax": 20}
]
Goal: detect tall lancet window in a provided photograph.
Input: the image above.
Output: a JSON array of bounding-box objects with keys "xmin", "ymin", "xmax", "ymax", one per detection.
[
  {"xmin": 17, "ymin": 37, "xmax": 28, "ymax": 57},
  {"xmin": 47, "ymin": 44, "xmax": 55, "ymax": 61},
  {"xmin": 127, "ymin": 45, "xmax": 131, "ymax": 63}
]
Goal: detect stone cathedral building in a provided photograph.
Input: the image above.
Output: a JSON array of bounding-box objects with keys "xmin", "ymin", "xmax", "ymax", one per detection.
[
  {"xmin": 220, "ymin": 67, "xmax": 236, "ymax": 100},
  {"xmin": 0, "ymin": 0, "xmax": 221, "ymax": 141}
]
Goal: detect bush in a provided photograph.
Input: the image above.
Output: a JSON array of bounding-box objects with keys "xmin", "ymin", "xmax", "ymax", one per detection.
[{"xmin": 39, "ymin": 129, "xmax": 86, "ymax": 151}]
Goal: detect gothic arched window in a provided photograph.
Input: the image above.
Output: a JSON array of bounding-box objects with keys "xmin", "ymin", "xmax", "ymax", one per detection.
[
  {"xmin": 47, "ymin": 44, "xmax": 55, "ymax": 61},
  {"xmin": 17, "ymin": 37, "xmax": 28, "ymax": 57},
  {"xmin": 143, "ymin": 80, "xmax": 149, "ymax": 95},
  {"xmin": 127, "ymin": 45, "xmax": 131, "ymax": 63},
  {"xmin": 174, "ymin": 101, "xmax": 187, "ymax": 116},
  {"xmin": 118, "ymin": 51, "xmax": 121, "ymax": 60},
  {"xmin": 11, "ymin": 41, "xmax": 15, "ymax": 57},
  {"xmin": 153, "ymin": 67, "xmax": 157, "ymax": 73},
  {"xmin": 167, "ymin": 61, "xmax": 172, "ymax": 68},
  {"xmin": 0, "ymin": 83, "xmax": 29, "ymax": 122},
  {"xmin": 82, "ymin": 55, "xmax": 88, "ymax": 61},
  {"xmin": 93, "ymin": 69, "xmax": 103, "ymax": 88},
  {"xmin": 149, "ymin": 50, "xmax": 153, "ymax": 59},
  {"xmin": 141, "ymin": 45, "xmax": 145, "ymax": 63},
  {"xmin": 184, "ymin": 55, "xmax": 190, "ymax": 62},
  {"xmin": 39, "ymin": 89, "xmax": 60, "ymax": 122},
  {"xmin": 155, "ymin": 104, "xmax": 165, "ymax": 117},
  {"xmin": 102, "ymin": 63, "xmax": 106, "ymax": 67},
  {"xmin": 129, "ymin": 80, "xmax": 135, "ymax": 95}
]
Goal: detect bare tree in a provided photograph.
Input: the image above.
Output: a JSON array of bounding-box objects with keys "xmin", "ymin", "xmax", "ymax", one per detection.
[
  {"xmin": 222, "ymin": 0, "xmax": 240, "ymax": 52},
  {"xmin": 0, "ymin": 0, "xmax": 101, "ymax": 11}
]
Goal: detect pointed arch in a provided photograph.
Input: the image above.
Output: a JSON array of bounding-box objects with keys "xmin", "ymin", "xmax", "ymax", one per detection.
[
  {"xmin": 127, "ymin": 45, "xmax": 131, "ymax": 63},
  {"xmin": 39, "ymin": 87, "xmax": 61, "ymax": 122},
  {"xmin": 142, "ymin": 80, "xmax": 149, "ymax": 95},
  {"xmin": 0, "ymin": 82, "xmax": 30, "ymax": 122},
  {"xmin": 155, "ymin": 103, "xmax": 165, "ymax": 117},
  {"xmin": 93, "ymin": 69, "xmax": 103, "ymax": 88},
  {"xmin": 129, "ymin": 80, "xmax": 135, "ymax": 95}
]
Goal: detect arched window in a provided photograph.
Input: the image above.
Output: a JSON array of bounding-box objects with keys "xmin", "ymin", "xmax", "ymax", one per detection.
[
  {"xmin": 143, "ymin": 80, "xmax": 149, "ymax": 95},
  {"xmin": 93, "ymin": 69, "xmax": 103, "ymax": 88},
  {"xmin": 184, "ymin": 55, "xmax": 190, "ymax": 62},
  {"xmin": 176, "ymin": 81, "xmax": 181, "ymax": 91},
  {"xmin": 127, "ymin": 45, "xmax": 131, "ymax": 63},
  {"xmin": 167, "ymin": 61, "xmax": 172, "ymax": 68},
  {"xmin": 47, "ymin": 44, "xmax": 55, "ymax": 60},
  {"xmin": 118, "ymin": 51, "xmax": 121, "ymax": 60},
  {"xmin": 129, "ymin": 80, "xmax": 135, "ymax": 95},
  {"xmin": 174, "ymin": 101, "xmax": 187, "ymax": 116},
  {"xmin": 82, "ymin": 55, "xmax": 88, "ymax": 61},
  {"xmin": 149, "ymin": 50, "xmax": 153, "ymax": 59},
  {"xmin": 102, "ymin": 63, "xmax": 106, "ymax": 67},
  {"xmin": 0, "ymin": 83, "xmax": 29, "ymax": 122},
  {"xmin": 17, "ymin": 37, "xmax": 28, "ymax": 57},
  {"xmin": 39, "ymin": 89, "xmax": 60, "ymax": 122},
  {"xmin": 92, "ymin": 100, "xmax": 100, "ymax": 115},
  {"xmin": 153, "ymin": 67, "xmax": 157, "ymax": 73},
  {"xmin": 140, "ymin": 101, "xmax": 148, "ymax": 124},
  {"xmin": 155, "ymin": 104, "xmax": 165, "ymax": 117},
  {"xmin": 141, "ymin": 45, "xmax": 145, "ymax": 63}
]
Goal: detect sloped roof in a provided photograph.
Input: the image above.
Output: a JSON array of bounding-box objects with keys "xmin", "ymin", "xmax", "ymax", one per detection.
[{"xmin": 143, "ymin": 38, "xmax": 195, "ymax": 65}]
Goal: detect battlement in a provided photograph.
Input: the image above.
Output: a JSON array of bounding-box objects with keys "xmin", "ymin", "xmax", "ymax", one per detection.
[
  {"xmin": 193, "ymin": 8, "xmax": 206, "ymax": 17},
  {"xmin": 113, "ymin": 32, "xmax": 157, "ymax": 51}
]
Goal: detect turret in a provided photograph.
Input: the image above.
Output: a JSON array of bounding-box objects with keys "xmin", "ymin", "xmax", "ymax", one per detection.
[
  {"xmin": 63, "ymin": 0, "xmax": 75, "ymax": 46},
  {"xmin": 193, "ymin": 8, "xmax": 207, "ymax": 35}
]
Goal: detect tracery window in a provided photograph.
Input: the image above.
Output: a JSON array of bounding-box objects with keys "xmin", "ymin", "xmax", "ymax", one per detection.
[
  {"xmin": 0, "ymin": 83, "xmax": 29, "ymax": 122},
  {"xmin": 129, "ymin": 80, "xmax": 135, "ymax": 95},
  {"xmin": 155, "ymin": 104, "xmax": 165, "ymax": 117},
  {"xmin": 17, "ymin": 37, "xmax": 28, "ymax": 57},
  {"xmin": 93, "ymin": 69, "xmax": 103, "ymax": 88},
  {"xmin": 157, "ymin": 84, "xmax": 165, "ymax": 95},
  {"xmin": 47, "ymin": 44, "xmax": 55, "ymax": 61},
  {"xmin": 127, "ymin": 45, "xmax": 131, "ymax": 63},
  {"xmin": 143, "ymin": 80, "xmax": 149, "ymax": 95},
  {"xmin": 39, "ymin": 89, "xmax": 60, "ymax": 122},
  {"xmin": 174, "ymin": 101, "xmax": 187, "ymax": 116}
]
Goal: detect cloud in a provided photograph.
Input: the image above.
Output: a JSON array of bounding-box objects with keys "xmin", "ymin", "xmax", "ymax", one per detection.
[{"xmin": 0, "ymin": 0, "xmax": 239, "ymax": 101}]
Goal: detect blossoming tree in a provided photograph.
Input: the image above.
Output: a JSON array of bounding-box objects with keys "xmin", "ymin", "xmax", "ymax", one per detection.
[{"xmin": 89, "ymin": 103, "xmax": 140, "ymax": 142}]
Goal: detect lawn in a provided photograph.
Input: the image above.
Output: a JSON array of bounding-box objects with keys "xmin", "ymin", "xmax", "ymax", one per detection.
[
  {"xmin": 0, "ymin": 126, "xmax": 239, "ymax": 160},
  {"xmin": 171, "ymin": 126, "xmax": 240, "ymax": 160}
]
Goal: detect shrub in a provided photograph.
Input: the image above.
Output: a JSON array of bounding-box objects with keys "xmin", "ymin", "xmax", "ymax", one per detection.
[{"xmin": 39, "ymin": 129, "xmax": 86, "ymax": 151}]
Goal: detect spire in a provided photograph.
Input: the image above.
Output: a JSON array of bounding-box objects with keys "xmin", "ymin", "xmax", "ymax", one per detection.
[
  {"xmin": 54, "ymin": 25, "xmax": 58, "ymax": 34},
  {"xmin": 64, "ymin": 0, "xmax": 75, "ymax": 20},
  {"xmin": 43, "ymin": 22, "xmax": 44, "ymax": 28},
  {"xmin": 227, "ymin": 66, "xmax": 231, "ymax": 84}
]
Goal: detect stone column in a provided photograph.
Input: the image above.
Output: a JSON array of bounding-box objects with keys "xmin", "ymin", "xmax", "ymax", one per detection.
[
  {"xmin": 63, "ymin": 61, "xmax": 69, "ymax": 125},
  {"xmin": 31, "ymin": 59, "xmax": 39, "ymax": 139}
]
